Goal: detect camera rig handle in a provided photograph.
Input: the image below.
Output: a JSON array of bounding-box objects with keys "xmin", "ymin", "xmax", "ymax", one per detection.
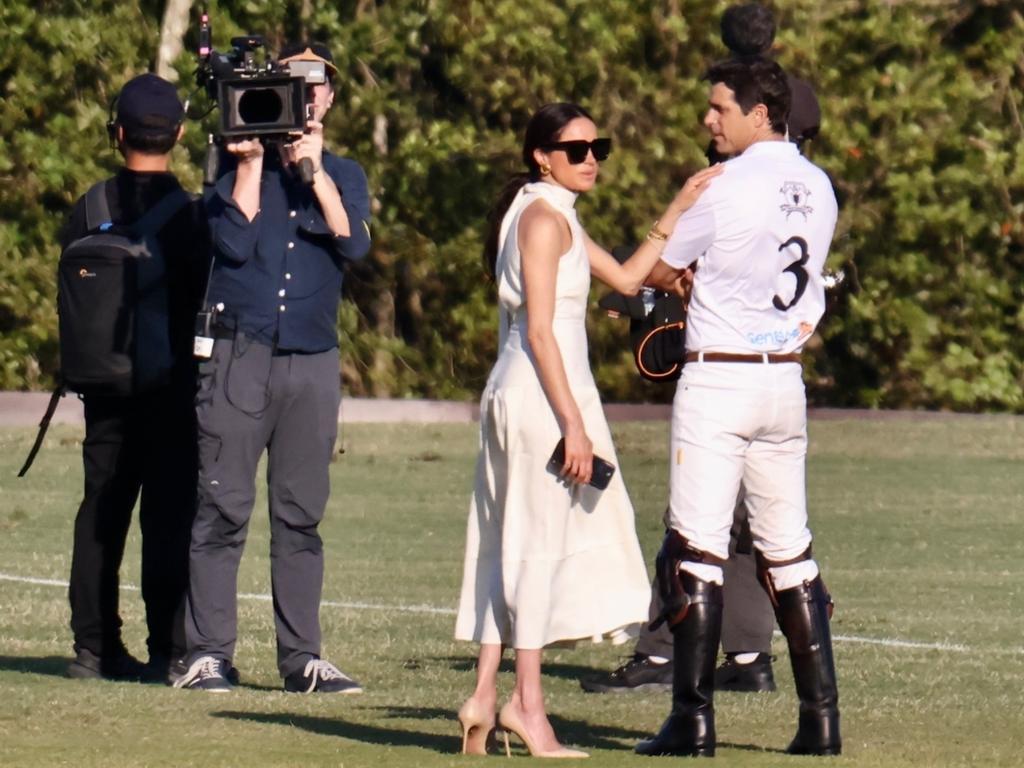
[
  {"xmin": 298, "ymin": 157, "xmax": 315, "ymax": 185},
  {"xmin": 203, "ymin": 134, "xmax": 220, "ymax": 187},
  {"xmin": 296, "ymin": 103, "xmax": 316, "ymax": 184}
]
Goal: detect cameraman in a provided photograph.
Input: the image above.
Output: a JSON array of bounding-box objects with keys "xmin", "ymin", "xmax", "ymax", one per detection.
[{"xmin": 175, "ymin": 42, "xmax": 371, "ymax": 693}]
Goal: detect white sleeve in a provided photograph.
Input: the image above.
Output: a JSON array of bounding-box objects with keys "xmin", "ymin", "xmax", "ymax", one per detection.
[{"xmin": 660, "ymin": 191, "xmax": 719, "ymax": 270}]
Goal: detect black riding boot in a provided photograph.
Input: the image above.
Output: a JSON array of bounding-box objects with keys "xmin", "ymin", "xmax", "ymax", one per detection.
[
  {"xmin": 775, "ymin": 576, "xmax": 842, "ymax": 756},
  {"xmin": 636, "ymin": 572, "xmax": 723, "ymax": 757}
]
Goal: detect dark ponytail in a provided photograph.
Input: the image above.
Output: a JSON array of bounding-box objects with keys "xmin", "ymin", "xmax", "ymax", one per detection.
[{"xmin": 482, "ymin": 102, "xmax": 594, "ymax": 278}]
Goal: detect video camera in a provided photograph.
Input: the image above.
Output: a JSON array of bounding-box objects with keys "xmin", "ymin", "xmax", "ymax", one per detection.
[{"xmin": 194, "ymin": 10, "xmax": 330, "ymax": 182}]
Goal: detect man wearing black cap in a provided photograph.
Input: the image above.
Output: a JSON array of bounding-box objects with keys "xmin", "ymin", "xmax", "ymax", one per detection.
[
  {"xmin": 174, "ymin": 42, "xmax": 371, "ymax": 694},
  {"xmin": 64, "ymin": 73, "xmax": 208, "ymax": 682}
]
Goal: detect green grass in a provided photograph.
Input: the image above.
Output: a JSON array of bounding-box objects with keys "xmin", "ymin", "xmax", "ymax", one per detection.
[{"xmin": 1, "ymin": 416, "xmax": 1022, "ymax": 767}]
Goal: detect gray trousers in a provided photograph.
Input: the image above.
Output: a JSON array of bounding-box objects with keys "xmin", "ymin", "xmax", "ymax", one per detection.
[
  {"xmin": 636, "ymin": 498, "xmax": 776, "ymax": 659},
  {"xmin": 185, "ymin": 335, "xmax": 340, "ymax": 677}
]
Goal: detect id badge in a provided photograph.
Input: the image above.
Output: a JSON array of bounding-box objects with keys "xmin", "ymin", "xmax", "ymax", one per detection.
[{"xmin": 193, "ymin": 335, "xmax": 214, "ymax": 359}]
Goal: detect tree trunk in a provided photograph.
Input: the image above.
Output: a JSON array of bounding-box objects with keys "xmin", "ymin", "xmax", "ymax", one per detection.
[{"xmin": 156, "ymin": 0, "xmax": 193, "ymax": 81}]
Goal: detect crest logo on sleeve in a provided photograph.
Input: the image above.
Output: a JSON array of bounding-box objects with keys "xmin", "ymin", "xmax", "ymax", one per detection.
[{"xmin": 779, "ymin": 181, "xmax": 813, "ymax": 220}]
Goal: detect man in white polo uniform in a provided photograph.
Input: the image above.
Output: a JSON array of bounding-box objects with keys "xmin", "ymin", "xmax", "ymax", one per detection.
[{"xmin": 636, "ymin": 56, "xmax": 840, "ymax": 758}]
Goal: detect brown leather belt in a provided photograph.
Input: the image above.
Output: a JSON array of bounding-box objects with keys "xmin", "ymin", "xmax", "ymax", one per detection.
[{"xmin": 684, "ymin": 351, "xmax": 802, "ymax": 364}]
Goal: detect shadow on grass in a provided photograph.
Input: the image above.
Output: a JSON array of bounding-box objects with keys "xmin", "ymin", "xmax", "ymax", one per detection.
[
  {"xmin": 437, "ymin": 654, "xmax": 515, "ymax": 674},
  {"xmin": 437, "ymin": 654, "xmax": 607, "ymax": 683},
  {"xmin": 0, "ymin": 654, "xmax": 70, "ymax": 678},
  {"xmin": 213, "ymin": 706, "xmax": 650, "ymax": 753},
  {"xmin": 211, "ymin": 710, "xmax": 457, "ymax": 752},
  {"xmin": 719, "ymin": 742, "xmax": 787, "ymax": 754}
]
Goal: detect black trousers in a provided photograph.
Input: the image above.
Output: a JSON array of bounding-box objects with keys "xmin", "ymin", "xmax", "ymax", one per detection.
[{"xmin": 69, "ymin": 385, "xmax": 197, "ymax": 659}]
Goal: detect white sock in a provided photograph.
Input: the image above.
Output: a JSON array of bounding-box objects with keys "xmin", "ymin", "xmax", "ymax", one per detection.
[
  {"xmin": 679, "ymin": 561, "xmax": 724, "ymax": 585},
  {"xmin": 732, "ymin": 652, "xmax": 760, "ymax": 665},
  {"xmin": 768, "ymin": 560, "xmax": 820, "ymax": 592}
]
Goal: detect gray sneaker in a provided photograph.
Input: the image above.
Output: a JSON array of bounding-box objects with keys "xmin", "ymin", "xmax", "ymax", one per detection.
[
  {"xmin": 172, "ymin": 655, "xmax": 233, "ymax": 692},
  {"xmin": 166, "ymin": 657, "xmax": 241, "ymax": 687},
  {"xmin": 283, "ymin": 659, "xmax": 362, "ymax": 694}
]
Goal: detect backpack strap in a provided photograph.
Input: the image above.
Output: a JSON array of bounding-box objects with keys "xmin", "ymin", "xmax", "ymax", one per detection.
[
  {"xmin": 17, "ymin": 383, "xmax": 67, "ymax": 477},
  {"xmin": 83, "ymin": 181, "xmax": 113, "ymax": 232},
  {"xmin": 128, "ymin": 187, "xmax": 194, "ymax": 239}
]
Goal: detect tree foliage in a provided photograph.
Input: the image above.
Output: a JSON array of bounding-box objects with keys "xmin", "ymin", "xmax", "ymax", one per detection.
[{"xmin": 1, "ymin": 0, "xmax": 1022, "ymax": 410}]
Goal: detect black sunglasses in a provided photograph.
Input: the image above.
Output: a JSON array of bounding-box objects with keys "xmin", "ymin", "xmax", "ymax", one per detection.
[{"xmin": 543, "ymin": 138, "xmax": 612, "ymax": 164}]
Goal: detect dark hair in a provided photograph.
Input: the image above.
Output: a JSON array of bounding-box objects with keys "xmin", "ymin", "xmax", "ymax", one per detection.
[
  {"xmin": 121, "ymin": 126, "xmax": 179, "ymax": 155},
  {"xmin": 704, "ymin": 57, "xmax": 790, "ymax": 135},
  {"xmin": 720, "ymin": 3, "xmax": 776, "ymax": 56},
  {"xmin": 482, "ymin": 102, "xmax": 593, "ymax": 278}
]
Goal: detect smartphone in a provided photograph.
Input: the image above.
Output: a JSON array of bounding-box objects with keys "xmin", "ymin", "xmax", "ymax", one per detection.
[{"xmin": 547, "ymin": 437, "xmax": 616, "ymax": 491}]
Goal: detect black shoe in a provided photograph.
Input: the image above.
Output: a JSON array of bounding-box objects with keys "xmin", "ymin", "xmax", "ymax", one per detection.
[
  {"xmin": 581, "ymin": 653, "xmax": 673, "ymax": 694},
  {"xmin": 141, "ymin": 654, "xmax": 173, "ymax": 684},
  {"xmin": 67, "ymin": 647, "xmax": 145, "ymax": 681},
  {"xmin": 635, "ymin": 573, "xmax": 722, "ymax": 757},
  {"xmin": 776, "ymin": 577, "xmax": 842, "ymax": 755},
  {"xmin": 172, "ymin": 655, "xmax": 233, "ymax": 692},
  {"xmin": 283, "ymin": 658, "xmax": 362, "ymax": 694},
  {"xmin": 714, "ymin": 653, "xmax": 776, "ymax": 693},
  {"xmin": 635, "ymin": 713, "xmax": 716, "ymax": 757}
]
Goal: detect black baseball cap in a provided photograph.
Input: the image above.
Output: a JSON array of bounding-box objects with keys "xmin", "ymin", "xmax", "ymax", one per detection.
[
  {"xmin": 278, "ymin": 41, "xmax": 339, "ymax": 78},
  {"xmin": 116, "ymin": 73, "xmax": 184, "ymax": 132}
]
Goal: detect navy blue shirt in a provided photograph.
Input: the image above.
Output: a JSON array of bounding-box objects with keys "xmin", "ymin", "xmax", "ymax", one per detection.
[{"xmin": 205, "ymin": 149, "xmax": 371, "ymax": 352}]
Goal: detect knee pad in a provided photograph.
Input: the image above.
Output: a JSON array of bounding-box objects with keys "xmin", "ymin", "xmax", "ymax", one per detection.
[{"xmin": 651, "ymin": 530, "xmax": 726, "ymax": 630}]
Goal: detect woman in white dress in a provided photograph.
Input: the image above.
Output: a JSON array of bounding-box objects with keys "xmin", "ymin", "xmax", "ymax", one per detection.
[{"xmin": 455, "ymin": 103, "xmax": 721, "ymax": 758}]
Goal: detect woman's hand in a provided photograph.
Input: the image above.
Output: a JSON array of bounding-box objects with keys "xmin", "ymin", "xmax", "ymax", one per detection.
[
  {"xmin": 665, "ymin": 164, "xmax": 724, "ymax": 218},
  {"xmin": 560, "ymin": 420, "xmax": 594, "ymax": 486}
]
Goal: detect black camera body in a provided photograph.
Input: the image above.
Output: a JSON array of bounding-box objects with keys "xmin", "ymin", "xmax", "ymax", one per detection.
[{"xmin": 197, "ymin": 29, "xmax": 308, "ymax": 138}]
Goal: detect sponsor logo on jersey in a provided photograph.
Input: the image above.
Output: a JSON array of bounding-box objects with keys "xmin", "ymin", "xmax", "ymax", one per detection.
[
  {"xmin": 779, "ymin": 181, "xmax": 814, "ymax": 220},
  {"xmin": 747, "ymin": 326, "xmax": 802, "ymax": 346}
]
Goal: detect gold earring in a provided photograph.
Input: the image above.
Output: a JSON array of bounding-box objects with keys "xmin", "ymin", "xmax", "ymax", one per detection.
[{"xmin": 540, "ymin": 163, "xmax": 551, "ymax": 176}]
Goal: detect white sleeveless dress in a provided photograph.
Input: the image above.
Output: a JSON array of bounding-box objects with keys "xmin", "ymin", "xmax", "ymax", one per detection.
[{"xmin": 454, "ymin": 182, "xmax": 651, "ymax": 650}]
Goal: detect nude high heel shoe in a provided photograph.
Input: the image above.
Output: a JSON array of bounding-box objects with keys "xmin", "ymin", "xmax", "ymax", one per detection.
[
  {"xmin": 458, "ymin": 698, "xmax": 497, "ymax": 755},
  {"xmin": 498, "ymin": 702, "xmax": 588, "ymax": 759}
]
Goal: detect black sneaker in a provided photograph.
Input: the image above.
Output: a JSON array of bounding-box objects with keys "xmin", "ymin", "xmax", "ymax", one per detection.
[
  {"xmin": 141, "ymin": 654, "xmax": 173, "ymax": 684},
  {"xmin": 172, "ymin": 655, "xmax": 233, "ymax": 692},
  {"xmin": 67, "ymin": 647, "xmax": 145, "ymax": 682},
  {"xmin": 580, "ymin": 653, "xmax": 673, "ymax": 693},
  {"xmin": 714, "ymin": 652, "xmax": 776, "ymax": 692},
  {"xmin": 283, "ymin": 659, "xmax": 362, "ymax": 694}
]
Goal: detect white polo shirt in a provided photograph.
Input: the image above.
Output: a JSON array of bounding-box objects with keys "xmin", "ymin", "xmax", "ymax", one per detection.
[{"xmin": 662, "ymin": 141, "xmax": 838, "ymax": 354}]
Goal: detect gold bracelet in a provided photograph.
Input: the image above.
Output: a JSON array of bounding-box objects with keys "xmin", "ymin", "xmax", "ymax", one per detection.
[{"xmin": 647, "ymin": 221, "xmax": 669, "ymax": 241}]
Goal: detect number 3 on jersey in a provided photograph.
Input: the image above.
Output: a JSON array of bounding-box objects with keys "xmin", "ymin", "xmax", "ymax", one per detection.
[{"xmin": 772, "ymin": 236, "xmax": 810, "ymax": 312}]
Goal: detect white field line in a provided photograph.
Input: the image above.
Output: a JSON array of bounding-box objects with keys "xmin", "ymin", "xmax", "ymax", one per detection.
[
  {"xmin": 0, "ymin": 571, "xmax": 992, "ymax": 653},
  {"xmin": 0, "ymin": 571, "xmax": 455, "ymax": 616}
]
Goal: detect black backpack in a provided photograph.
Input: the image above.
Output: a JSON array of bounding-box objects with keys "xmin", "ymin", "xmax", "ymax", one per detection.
[
  {"xmin": 597, "ymin": 245, "xmax": 688, "ymax": 383},
  {"xmin": 18, "ymin": 180, "xmax": 192, "ymax": 476}
]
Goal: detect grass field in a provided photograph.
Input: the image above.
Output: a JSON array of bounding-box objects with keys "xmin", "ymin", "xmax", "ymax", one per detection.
[{"xmin": 0, "ymin": 416, "xmax": 1022, "ymax": 767}]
